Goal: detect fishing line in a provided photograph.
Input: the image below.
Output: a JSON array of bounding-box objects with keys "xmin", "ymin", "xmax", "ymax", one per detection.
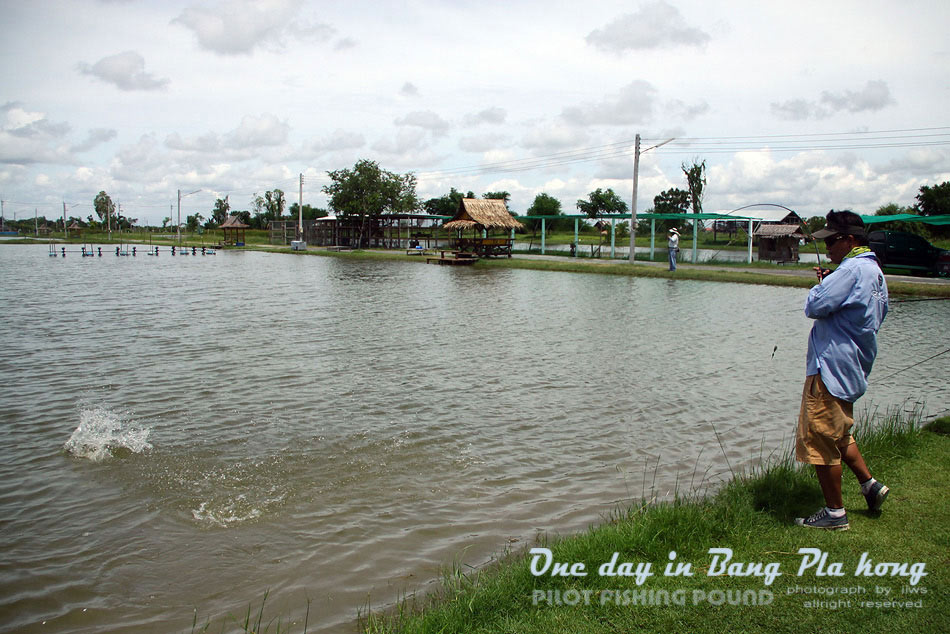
[
  {"xmin": 891, "ymin": 296, "xmax": 950, "ymax": 303},
  {"xmin": 876, "ymin": 347, "xmax": 950, "ymax": 382}
]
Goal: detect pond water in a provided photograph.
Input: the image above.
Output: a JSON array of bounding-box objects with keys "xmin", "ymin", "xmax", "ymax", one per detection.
[{"xmin": 0, "ymin": 245, "xmax": 946, "ymax": 633}]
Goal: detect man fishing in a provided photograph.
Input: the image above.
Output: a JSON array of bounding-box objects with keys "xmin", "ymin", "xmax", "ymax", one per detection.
[{"xmin": 794, "ymin": 210, "xmax": 889, "ymax": 530}]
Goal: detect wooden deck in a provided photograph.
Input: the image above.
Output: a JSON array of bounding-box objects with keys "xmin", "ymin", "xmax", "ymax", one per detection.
[{"xmin": 426, "ymin": 250, "xmax": 479, "ymax": 266}]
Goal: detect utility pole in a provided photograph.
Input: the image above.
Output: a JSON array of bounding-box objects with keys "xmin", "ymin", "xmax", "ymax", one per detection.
[
  {"xmin": 35, "ymin": 208, "xmax": 38, "ymax": 236},
  {"xmin": 629, "ymin": 134, "xmax": 640, "ymax": 262},
  {"xmin": 178, "ymin": 188, "xmax": 201, "ymax": 245},
  {"xmin": 628, "ymin": 135, "xmax": 674, "ymax": 262},
  {"xmin": 298, "ymin": 173, "xmax": 304, "ymax": 239},
  {"xmin": 63, "ymin": 201, "xmax": 68, "ymax": 239}
]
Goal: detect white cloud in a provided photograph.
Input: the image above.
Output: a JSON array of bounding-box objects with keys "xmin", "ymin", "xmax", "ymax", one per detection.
[
  {"xmin": 399, "ymin": 82, "xmax": 419, "ymax": 97},
  {"xmin": 372, "ymin": 127, "xmax": 428, "ymax": 155},
  {"xmin": 173, "ymin": 0, "xmax": 334, "ymax": 55},
  {"xmin": 463, "ymin": 107, "xmax": 507, "ymax": 127},
  {"xmin": 165, "ymin": 131, "xmax": 222, "ymax": 153},
  {"xmin": 77, "ymin": 51, "xmax": 169, "ymax": 91},
  {"xmin": 771, "ymin": 80, "xmax": 896, "ymax": 120},
  {"xmin": 394, "ymin": 110, "xmax": 450, "ymax": 137},
  {"xmin": 561, "ymin": 81, "xmax": 657, "ymax": 126},
  {"xmin": 306, "ymin": 128, "xmax": 366, "ymax": 156},
  {"xmin": 521, "ymin": 122, "xmax": 589, "ymax": 153},
  {"xmin": 458, "ymin": 133, "xmax": 511, "ymax": 153},
  {"xmin": 0, "ymin": 103, "xmax": 72, "ymax": 164},
  {"xmin": 71, "ymin": 128, "xmax": 118, "ymax": 153},
  {"xmin": 586, "ymin": 1, "xmax": 710, "ymax": 53},
  {"xmin": 820, "ymin": 80, "xmax": 896, "ymax": 113},
  {"xmin": 225, "ymin": 114, "xmax": 290, "ymax": 149}
]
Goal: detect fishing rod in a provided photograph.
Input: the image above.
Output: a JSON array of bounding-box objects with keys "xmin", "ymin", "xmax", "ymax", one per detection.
[
  {"xmin": 723, "ymin": 203, "xmax": 824, "ymax": 271},
  {"xmin": 876, "ymin": 347, "xmax": 950, "ymax": 382}
]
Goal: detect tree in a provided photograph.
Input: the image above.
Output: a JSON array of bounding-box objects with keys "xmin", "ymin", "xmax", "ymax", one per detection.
[
  {"xmin": 94, "ymin": 191, "xmax": 115, "ymax": 224},
  {"xmin": 207, "ymin": 197, "xmax": 231, "ymax": 229},
  {"xmin": 322, "ymin": 159, "xmax": 420, "ymax": 248},
  {"xmin": 652, "ymin": 188, "xmax": 691, "ymax": 233},
  {"xmin": 915, "ymin": 181, "xmax": 950, "ymax": 238},
  {"xmin": 186, "ymin": 213, "xmax": 204, "ymax": 232},
  {"xmin": 482, "ymin": 191, "xmax": 511, "ymax": 205},
  {"xmin": 287, "ymin": 203, "xmax": 328, "ymax": 221},
  {"xmin": 424, "ymin": 188, "xmax": 473, "ymax": 216},
  {"xmin": 875, "ymin": 202, "xmax": 928, "ymax": 237},
  {"xmin": 253, "ymin": 189, "xmax": 286, "ymax": 223},
  {"xmin": 525, "ymin": 192, "xmax": 565, "ymax": 232},
  {"xmin": 915, "ymin": 181, "xmax": 950, "ymax": 216},
  {"xmin": 576, "ymin": 188, "xmax": 628, "ymax": 219},
  {"xmin": 682, "ymin": 159, "xmax": 706, "ymax": 215}
]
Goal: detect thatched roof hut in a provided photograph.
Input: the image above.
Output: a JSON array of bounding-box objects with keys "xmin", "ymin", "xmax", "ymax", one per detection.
[
  {"xmin": 753, "ymin": 223, "xmax": 804, "ymax": 263},
  {"xmin": 220, "ymin": 214, "xmax": 249, "ymax": 246},
  {"xmin": 443, "ymin": 198, "xmax": 524, "ymax": 233}
]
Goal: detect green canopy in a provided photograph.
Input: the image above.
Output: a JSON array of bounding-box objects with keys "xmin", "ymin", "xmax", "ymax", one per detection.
[{"xmin": 862, "ymin": 214, "xmax": 950, "ymax": 226}]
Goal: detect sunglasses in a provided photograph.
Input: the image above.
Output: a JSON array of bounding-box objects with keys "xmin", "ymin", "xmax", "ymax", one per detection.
[{"xmin": 824, "ymin": 234, "xmax": 848, "ymax": 248}]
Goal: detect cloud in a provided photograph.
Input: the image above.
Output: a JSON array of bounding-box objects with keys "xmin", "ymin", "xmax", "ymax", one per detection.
[
  {"xmin": 586, "ymin": 1, "xmax": 710, "ymax": 54},
  {"xmin": 666, "ymin": 99, "xmax": 710, "ymax": 121},
  {"xmin": 307, "ymin": 128, "xmax": 365, "ymax": 155},
  {"xmin": 400, "ymin": 82, "xmax": 420, "ymax": 97},
  {"xmin": 521, "ymin": 122, "xmax": 590, "ymax": 153},
  {"xmin": 561, "ymin": 80, "xmax": 657, "ymax": 126},
  {"xmin": 71, "ymin": 128, "xmax": 117, "ymax": 153},
  {"xmin": 372, "ymin": 127, "xmax": 428, "ymax": 155},
  {"xmin": 225, "ymin": 113, "xmax": 290, "ymax": 149},
  {"xmin": 771, "ymin": 80, "xmax": 896, "ymax": 120},
  {"xmin": 394, "ymin": 110, "xmax": 450, "ymax": 137},
  {"xmin": 0, "ymin": 103, "xmax": 72, "ymax": 164},
  {"xmin": 458, "ymin": 133, "xmax": 511, "ymax": 153},
  {"xmin": 77, "ymin": 51, "xmax": 169, "ymax": 91},
  {"xmin": 173, "ymin": 0, "xmax": 335, "ymax": 55},
  {"xmin": 820, "ymin": 80, "xmax": 896, "ymax": 113},
  {"xmin": 165, "ymin": 131, "xmax": 222, "ymax": 153},
  {"xmin": 463, "ymin": 107, "xmax": 507, "ymax": 126}
]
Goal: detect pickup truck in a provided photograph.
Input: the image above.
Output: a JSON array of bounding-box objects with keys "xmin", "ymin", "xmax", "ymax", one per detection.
[{"xmin": 868, "ymin": 230, "xmax": 950, "ymax": 277}]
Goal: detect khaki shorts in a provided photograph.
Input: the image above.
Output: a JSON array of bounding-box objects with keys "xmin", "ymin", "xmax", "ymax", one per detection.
[{"xmin": 795, "ymin": 374, "xmax": 856, "ymax": 465}]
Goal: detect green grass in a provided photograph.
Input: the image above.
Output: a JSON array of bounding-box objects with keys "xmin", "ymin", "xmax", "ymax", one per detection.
[{"xmin": 359, "ymin": 411, "xmax": 950, "ymax": 634}]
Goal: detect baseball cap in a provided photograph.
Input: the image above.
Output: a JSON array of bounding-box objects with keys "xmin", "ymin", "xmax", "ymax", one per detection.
[{"xmin": 812, "ymin": 211, "xmax": 866, "ymax": 239}]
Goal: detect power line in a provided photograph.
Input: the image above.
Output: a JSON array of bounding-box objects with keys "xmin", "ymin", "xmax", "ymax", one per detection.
[{"xmin": 415, "ymin": 126, "xmax": 950, "ymax": 181}]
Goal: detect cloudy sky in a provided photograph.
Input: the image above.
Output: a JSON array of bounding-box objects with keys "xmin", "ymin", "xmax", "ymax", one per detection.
[{"xmin": 1, "ymin": 0, "xmax": 949, "ymax": 226}]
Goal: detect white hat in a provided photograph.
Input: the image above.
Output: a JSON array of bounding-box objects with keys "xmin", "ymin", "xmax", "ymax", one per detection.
[{"xmin": 669, "ymin": 228, "xmax": 679, "ymax": 234}]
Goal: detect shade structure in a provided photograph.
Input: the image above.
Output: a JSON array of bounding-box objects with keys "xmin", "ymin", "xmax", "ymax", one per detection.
[{"xmin": 443, "ymin": 198, "xmax": 524, "ymax": 232}]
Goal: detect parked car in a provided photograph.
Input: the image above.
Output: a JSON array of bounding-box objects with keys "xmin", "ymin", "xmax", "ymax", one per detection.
[{"xmin": 868, "ymin": 230, "xmax": 950, "ymax": 277}]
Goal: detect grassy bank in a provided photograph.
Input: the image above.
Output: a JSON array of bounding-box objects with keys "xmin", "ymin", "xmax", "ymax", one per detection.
[
  {"xmin": 278, "ymin": 247, "xmax": 950, "ymax": 298},
  {"xmin": 6, "ymin": 236, "xmax": 947, "ymax": 297},
  {"xmin": 360, "ymin": 412, "xmax": 949, "ymax": 634}
]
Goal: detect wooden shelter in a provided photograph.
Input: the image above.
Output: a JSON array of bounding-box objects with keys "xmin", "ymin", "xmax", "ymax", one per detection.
[
  {"xmin": 67, "ymin": 220, "xmax": 83, "ymax": 238},
  {"xmin": 754, "ymin": 224, "xmax": 804, "ymax": 263},
  {"xmin": 220, "ymin": 215, "xmax": 249, "ymax": 246},
  {"xmin": 443, "ymin": 198, "xmax": 524, "ymax": 257}
]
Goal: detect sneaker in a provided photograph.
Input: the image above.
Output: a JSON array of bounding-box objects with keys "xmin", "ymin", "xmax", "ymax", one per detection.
[
  {"xmin": 864, "ymin": 481, "xmax": 889, "ymax": 512},
  {"xmin": 795, "ymin": 508, "xmax": 850, "ymax": 531}
]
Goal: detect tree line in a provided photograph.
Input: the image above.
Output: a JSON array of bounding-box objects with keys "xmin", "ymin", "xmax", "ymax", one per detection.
[{"xmin": 39, "ymin": 158, "xmax": 950, "ymax": 240}]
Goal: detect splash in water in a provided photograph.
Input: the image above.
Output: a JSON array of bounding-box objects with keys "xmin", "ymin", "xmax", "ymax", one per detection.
[{"xmin": 64, "ymin": 406, "xmax": 152, "ymax": 462}]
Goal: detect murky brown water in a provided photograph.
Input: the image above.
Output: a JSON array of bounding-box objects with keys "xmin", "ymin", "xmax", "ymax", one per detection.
[{"xmin": 0, "ymin": 245, "xmax": 946, "ymax": 632}]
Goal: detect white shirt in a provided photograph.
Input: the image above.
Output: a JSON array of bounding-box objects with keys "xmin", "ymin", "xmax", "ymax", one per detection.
[{"xmin": 668, "ymin": 233, "xmax": 679, "ymax": 249}]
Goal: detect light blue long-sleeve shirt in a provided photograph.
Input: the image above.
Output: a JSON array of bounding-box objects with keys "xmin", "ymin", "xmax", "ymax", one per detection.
[{"xmin": 804, "ymin": 252, "xmax": 888, "ymax": 402}]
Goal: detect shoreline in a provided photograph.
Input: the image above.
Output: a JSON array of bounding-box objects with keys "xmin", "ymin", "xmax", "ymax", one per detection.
[
  {"xmin": 272, "ymin": 245, "xmax": 950, "ymax": 298},
  {"xmin": 358, "ymin": 414, "xmax": 949, "ymax": 634},
  {"xmin": 8, "ymin": 238, "xmax": 949, "ymax": 296}
]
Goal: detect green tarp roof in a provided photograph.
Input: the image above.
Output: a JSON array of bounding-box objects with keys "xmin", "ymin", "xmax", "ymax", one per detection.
[{"xmin": 862, "ymin": 214, "xmax": 950, "ymax": 226}]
